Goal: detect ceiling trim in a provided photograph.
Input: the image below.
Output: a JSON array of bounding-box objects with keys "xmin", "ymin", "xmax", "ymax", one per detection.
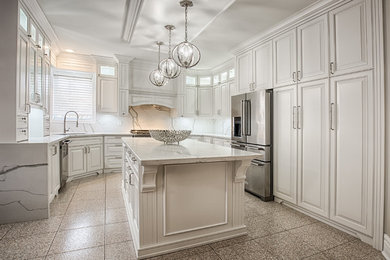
[
  {"xmin": 121, "ymin": 0, "xmax": 144, "ymax": 43},
  {"xmin": 21, "ymin": 0, "xmax": 61, "ymax": 56}
]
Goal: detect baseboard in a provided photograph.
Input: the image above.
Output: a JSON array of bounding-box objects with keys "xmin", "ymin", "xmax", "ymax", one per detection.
[{"xmin": 383, "ymin": 234, "xmax": 390, "ymax": 260}]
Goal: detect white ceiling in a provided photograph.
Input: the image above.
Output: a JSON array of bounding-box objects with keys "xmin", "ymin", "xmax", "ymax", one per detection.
[{"xmin": 37, "ymin": 0, "xmax": 319, "ymax": 69}]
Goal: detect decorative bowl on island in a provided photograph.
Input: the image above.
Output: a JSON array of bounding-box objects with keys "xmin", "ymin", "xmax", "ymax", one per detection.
[{"xmin": 149, "ymin": 130, "xmax": 191, "ymax": 144}]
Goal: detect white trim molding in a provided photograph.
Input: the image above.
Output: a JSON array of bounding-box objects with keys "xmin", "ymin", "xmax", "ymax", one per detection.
[
  {"xmin": 121, "ymin": 0, "xmax": 144, "ymax": 43},
  {"xmin": 383, "ymin": 234, "xmax": 390, "ymax": 260}
]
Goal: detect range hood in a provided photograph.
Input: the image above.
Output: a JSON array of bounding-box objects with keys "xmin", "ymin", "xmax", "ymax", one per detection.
[{"xmin": 129, "ymin": 94, "xmax": 177, "ymax": 109}]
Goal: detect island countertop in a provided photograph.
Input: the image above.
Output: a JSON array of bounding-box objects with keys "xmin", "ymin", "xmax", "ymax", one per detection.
[{"xmin": 122, "ymin": 137, "xmax": 260, "ymax": 165}]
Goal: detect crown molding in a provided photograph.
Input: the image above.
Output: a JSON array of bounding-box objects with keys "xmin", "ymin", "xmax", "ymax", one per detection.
[
  {"xmin": 21, "ymin": 0, "xmax": 61, "ymax": 55},
  {"xmin": 122, "ymin": 0, "xmax": 144, "ymax": 43}
]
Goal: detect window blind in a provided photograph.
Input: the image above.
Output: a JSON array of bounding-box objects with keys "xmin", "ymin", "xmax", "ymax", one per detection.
[{"xmin": 52, "ymin": 69, "xmax": 96, "ymax": 123}]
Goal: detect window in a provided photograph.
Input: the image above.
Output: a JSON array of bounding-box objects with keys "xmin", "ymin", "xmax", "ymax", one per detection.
[
  {"xmin": 229, "ymin": 68, "xmax": 235, "ymax": 79},
  {"xmin": 220, "ymin": 71, "xmax": 228, "ymax": 82},
  {"xmin": 199, "ymin": 76, "xmax": 211, "ymax": 86},
  {"xmin": 185, "ymin": 76, "xmax": 197, "ymax": 86},
  {"xmin": 99, "ymin": 65, "xmax": 116, "ymax": 77},
  {"xmin": 19, "ymin": 8, "xmax": 28, "ymax": 32},
  {"xmin": 213, "ymin": 75, "xmax": 219, "ymax": 85},
  {"xmin": 52, "ymin": 69, "xmax": 96, "ymax": 123}
]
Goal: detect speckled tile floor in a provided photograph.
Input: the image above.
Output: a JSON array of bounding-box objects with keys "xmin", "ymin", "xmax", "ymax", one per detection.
[{"xmin": 0, "ymin": 173, "xmax": 385, "ymax": 260}]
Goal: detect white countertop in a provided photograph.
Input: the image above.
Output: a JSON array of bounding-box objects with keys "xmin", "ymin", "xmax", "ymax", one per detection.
[
  {"xmin": 22, "ymin": 132, "xmax": 134, "ymax": 144},
  {"xmin": 122, "ymin": 138, "xmax": 259, "ymax": 165}
]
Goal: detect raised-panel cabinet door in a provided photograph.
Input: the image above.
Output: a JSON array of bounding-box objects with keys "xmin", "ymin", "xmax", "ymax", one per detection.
[
  {"xmin": 330, "ymin": 71, "xmax": 374, "ymax": 236},
  {"xmin": 273, "ymin": 85, "xmax": 297, "ymax": 203},
  {"xmin": 98, "ymin": 77, "xmax": 118, "ymax": 113},
  {"xmin": 221, "ymin": 83, "xmax": 231, "ymax": 117},
  {"xmin": 17, "ymin": 33, "xmax": 29, "ymax": 115},
  {"xmin": 213, "ymin": 85, "xmax": 222, "ymax": 116},
  {"xmin": 198, "ymin": 87, "xmax": 213, "ymax": 117},
  {"xmin": 87, "ymin": 144, "xmax": 103, "ymax": 172},
  {"xmin": 253, "ymin": 41, "xmax": 272, "ymax": 89},
  {"xmin": 329, "ymin": 0, "xmax": 372, "ymax": 75},
  {"xmin": 50, "ymin": 144, "xmax": 60, "ymax": 199},
  {"xmin": 236, "ymin": 51, "xmax": 253, "ymax": 93},
  {"xmin": 297, "ymin": 14, "xmax": 329, "ymax": 82},
  {"xmin": 68, "ymin": 146, "xmax": 87, "ymax": 176},
  {"xmin": 183, "ymin": 87, "xmax": 197, "ymax": 116},
  {"xmin": 297, "ymin": 79, "xmax": 329, "ymax": 217},
  {"xmin": 119, "ymin": 89, "xmax": 128, "ymax": 116},
  {"xmin": 273, "ymin": 29, "xmax": 297, "ymax": 87}
]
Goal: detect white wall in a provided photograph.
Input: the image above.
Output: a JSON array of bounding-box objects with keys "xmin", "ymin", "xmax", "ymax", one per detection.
[{"xmin": 384, "ymin": 0, "xmax": 390, "ymax": 236}]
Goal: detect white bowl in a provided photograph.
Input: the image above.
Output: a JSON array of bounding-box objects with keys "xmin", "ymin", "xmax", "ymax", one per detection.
[{"xmin": 149, "ymin": 130, "xmax": 191, "ymax": 144}]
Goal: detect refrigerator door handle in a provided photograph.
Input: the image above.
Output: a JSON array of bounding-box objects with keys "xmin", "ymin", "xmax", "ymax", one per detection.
[
  {"xmin": 245, "ymin": 100, "xmax": 251, "ymax": 136},
  {"xmin": 241, "ymin": 100, "xmax": 246, "ymax": 136}
]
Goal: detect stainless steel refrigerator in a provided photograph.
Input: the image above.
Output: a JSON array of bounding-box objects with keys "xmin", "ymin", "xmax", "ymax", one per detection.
[{"xmin": 231, "ymin": 90, "xmax": 273, "ymax": 201}]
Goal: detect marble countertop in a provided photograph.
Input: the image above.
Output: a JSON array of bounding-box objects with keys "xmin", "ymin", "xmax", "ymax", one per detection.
[
  {"xmin": 21, "ymin": 132, "xmax": 134, "ymax": 144},
  {"xmin": 191, "ymin": 133, "xmax": 230, "ymax": 139},
  {"xmin": 122, "ymin": 138, "xmax": 259, "ymax": 165}
]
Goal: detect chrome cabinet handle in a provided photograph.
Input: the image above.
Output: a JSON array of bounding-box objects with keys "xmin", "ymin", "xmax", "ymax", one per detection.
[
  {"xmin": 293, "ymin": 106, "xmax": 297, "ymax": 129},
  {"xmin": 330, "ymin": 62, "xmax": 335, "ymax": 74},
  {"xmin": 330, "ymin": 103, "xmax": 335, "ymax": 130},
  {"xmin": 87, "ymin": 146, "xmax": 91, "ymax": 153},
  {"xmin": 84, "ymin": 146, "xmax": 88, "ymax": 154},
  {"xmin": 297, "ymin": 71, "xmax": 301, "ymax": 81},
  {"xmin": 292, "ymin": 72, "xmax": 296, "ymax": 82}
]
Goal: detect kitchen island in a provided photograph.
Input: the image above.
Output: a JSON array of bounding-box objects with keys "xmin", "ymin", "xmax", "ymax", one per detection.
[{"xmin": 121, "ymin": 138, "xmax": 260, "ymax": 259}]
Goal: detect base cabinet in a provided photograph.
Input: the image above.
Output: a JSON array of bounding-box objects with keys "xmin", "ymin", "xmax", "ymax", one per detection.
[
  {"xmin": 48, "ymin": 143, "xmax": 60, "ymax": 203},
  {"xmin": 68, "ymin": 137, "xmax": 103, "ymax": 178}
]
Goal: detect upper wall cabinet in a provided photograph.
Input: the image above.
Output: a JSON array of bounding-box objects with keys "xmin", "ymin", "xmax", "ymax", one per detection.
[
  {"xmin": 329, "ymin": 0, "xmax": 372, "ymax": 76},
  {"xmin": 236, "ymin": 40, "xmax": 272, "ymax": 93},
  {"xmin": 98, "ymin": 77, "xmax": 118, "ymax": 113},
  {"xmin": 273, "ymin": 29, "xmax": 297, "ymax": 87},
  {"xmin": 297, "ymin": 14, "xmax": 329, "ymax": 83}
]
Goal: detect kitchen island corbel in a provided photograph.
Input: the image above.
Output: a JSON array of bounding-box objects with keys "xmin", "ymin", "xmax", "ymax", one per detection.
[{"xmin": 121, "ymin": 138, "xmax": 259, "ymax": 259}]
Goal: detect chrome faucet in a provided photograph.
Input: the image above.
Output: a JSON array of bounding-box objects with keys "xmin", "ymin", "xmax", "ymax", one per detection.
[{"xmin": 63, "ymin": 111, "xmax": 79, "ymax": 133}]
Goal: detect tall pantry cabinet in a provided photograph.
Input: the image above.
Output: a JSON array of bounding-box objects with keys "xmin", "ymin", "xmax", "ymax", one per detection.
[
  {"xmin": 272, "ymin": 0, "xmax": 375, "ymax": 238},
  {"xmin": 234, "ymin": 0, "xmax": 380, "ymax": 244}
]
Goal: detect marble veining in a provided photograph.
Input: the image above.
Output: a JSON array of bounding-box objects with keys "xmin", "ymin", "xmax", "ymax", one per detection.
[{"xmin": 0, "ymin": 163, "xmax": 48, "ymax": 179}]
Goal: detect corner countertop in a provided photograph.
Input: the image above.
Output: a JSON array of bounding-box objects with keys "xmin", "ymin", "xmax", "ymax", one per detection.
[
  {"xmin": 122, "ymin": 138, "xmax": 259, "ymax": 166},
  {"xmin": 21, "ymin": 132, "xmax": 134, "ymax": 144}
]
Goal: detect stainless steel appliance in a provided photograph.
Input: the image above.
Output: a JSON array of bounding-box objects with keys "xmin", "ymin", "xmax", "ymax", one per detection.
[
  {"xmin": 59, "ymin": 139, "xmax": 71, "ymax": 190},
  {"xmin": 231, "ymin": 90, "xmax": 273, "ymax": 201}
]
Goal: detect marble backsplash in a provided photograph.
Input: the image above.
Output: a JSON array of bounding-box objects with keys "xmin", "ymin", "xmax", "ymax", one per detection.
[{"xmin": 50, "ymin": 106, "xmax": 230, "ymax": 137}]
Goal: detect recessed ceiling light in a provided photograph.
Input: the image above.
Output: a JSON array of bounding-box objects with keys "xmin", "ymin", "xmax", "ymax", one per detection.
[{"xmin": 65, "ymin": 49, "xmax": 74, "ymax": 53}]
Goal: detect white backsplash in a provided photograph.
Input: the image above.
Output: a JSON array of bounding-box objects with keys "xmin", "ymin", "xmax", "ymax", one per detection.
[{"xmin": 50, "ymin": 106, "xmax": 228, "ymax": 136}]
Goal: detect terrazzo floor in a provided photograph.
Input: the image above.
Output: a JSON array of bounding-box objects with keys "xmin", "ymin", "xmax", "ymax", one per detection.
[{"xmin": 0, "ymin": 172, "xmax": 385, "ymax": 260}]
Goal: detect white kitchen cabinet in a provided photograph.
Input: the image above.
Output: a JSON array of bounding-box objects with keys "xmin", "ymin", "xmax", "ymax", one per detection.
[
  {"xmin": 221, "ymin": 83, "xmax": 231, "ymax": 117},
  {"xmin": 68, "ymin": 137, "xmax": 103, "ymax": 178},
  {"xmin": 98, "ymin": 77, "xmax": 118, "ymax": 113},
  {"xmin": 197, "ymin": 87, "xmax": 213, "ymax": 117},
  {"xmin": 236, "ymin": 51, "xmax": 253, "ymax": 93},
  {"xmin": 329, "ymin": 0, "xmax": 372, "ymax": 76},
  {"xmin": 213, "ymin": 85, "xmax": 222, "ymax": 116},
  {"xmin": 253, "ymin": 41, "xmax": 273, "ymax": 90},
  {"xmin": 17, "ymin": 32, "xmax": 29, "ymax": 116},
  {"xmin": 273, "ymin": 84, "xmax": 297, "ymax": 204},
  {"xmin": 28, "ymin": 45, "xmax": 36, "ymax": 104},
  {"xmin": 68, "ymin": 146, "xmax": 87, "ymax": 177},
  {"xmin": 273, "ymin": 29, "xmax": 297, "ymax": 87},
  {"xmin": 297, "ymin": 79, "xmax": 329, "ymax": 217},
  {"xmin": 87, "ymin": 144, "xmax": 103, "ymax": 172},
  {"xmin": 329, "ymin": 71, "xmax": 374, "ymax": 235},
  {"xmin": 118, "ymin": 63, "xmax": 130, "ymax": 90},
  {"xmin": 48, "ymin": 143, "xmax": 60, "ymax": 203},
  {"xmin": 104, "ymin": 136, "xmax": 123, "ymax": 171},
  {"xmin": 297, "ymin": 14, "xmax": 329, "ymax": 82},
  {"xmin": 183, "ymin": 87, "xmax": 197, "ymax": 117},
  {"xmin": 119, "ymin": 89, "xmax": 129, "ymax": 116}
]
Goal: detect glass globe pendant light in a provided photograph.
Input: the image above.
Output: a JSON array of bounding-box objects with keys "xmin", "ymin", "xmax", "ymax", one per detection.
[
  {"xmin": 172, "ymin": 0, "xmax": 201, "ymax": 69},
  {"xmin": 149, "ymin": 41, "xmax": 168, "ymax": 87},
  {"xmin": 159, "ymin": 25, "xmax": 181, "ymax": 79}
]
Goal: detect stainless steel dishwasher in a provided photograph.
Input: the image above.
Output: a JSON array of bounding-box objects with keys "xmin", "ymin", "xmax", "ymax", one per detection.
[{"xmin": 59, "ymin": 139, "xmax": 71, "ymax": 190}]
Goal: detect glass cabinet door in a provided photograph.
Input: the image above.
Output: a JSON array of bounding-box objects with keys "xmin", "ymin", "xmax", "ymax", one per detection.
[
  {"xmin": 44, "ymin": 61, "xmax": 50, "ymax": 112},
  {"xmin": 29, "ymin": 47, "xmax": 36, "ymax": 103},
  {"xmin": 36, "ymin": 55, "xmax": 43, "ymax": 104},
  {"xmin": 19, "ymin": 7, "xmax": 28, "ymax": 33}
]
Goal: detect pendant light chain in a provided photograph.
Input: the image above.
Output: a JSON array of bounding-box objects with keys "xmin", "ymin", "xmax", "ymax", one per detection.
[
  {"xmin": 184, "ymin": 4, "xmax": 188, "ymax": 42},
  {"xmin": 158, "ymin": 44, "xmax": 161, "ymax": 67},
  {"xmin": 168, "ymin": 29, "xmax": 172, "ymax": 58}
]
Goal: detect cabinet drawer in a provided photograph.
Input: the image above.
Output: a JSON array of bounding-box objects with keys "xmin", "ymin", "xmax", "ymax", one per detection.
[
  {"xmin": 104, "ymin": 136, "xmax": 124, "ymax": 144},
  {"xmin": 17, "ymin": 115, "xmax": 28, "ymax": 129},
  {"xmin": 105, "ymin": 143, "xmax": 123, "ymax": 156},
  {"xmin": 125, "ymin": 150, "xmax": 140, "ymax": 177},
  {"xmin": 69, "ymin": 137, "xmax": 103, "ymax": 147},
  {"xmin": 105, "ymin": 156, "xmax": 122, "ymax": 169},
  {"xmin": 16, "ymin": 128, "xmax": 28, "ymax": 142}
]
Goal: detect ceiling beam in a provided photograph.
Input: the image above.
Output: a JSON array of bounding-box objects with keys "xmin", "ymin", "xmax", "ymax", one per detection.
[{"xmin": 121, "ymin": 0, "xmax": 144, "ymax": 43}]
